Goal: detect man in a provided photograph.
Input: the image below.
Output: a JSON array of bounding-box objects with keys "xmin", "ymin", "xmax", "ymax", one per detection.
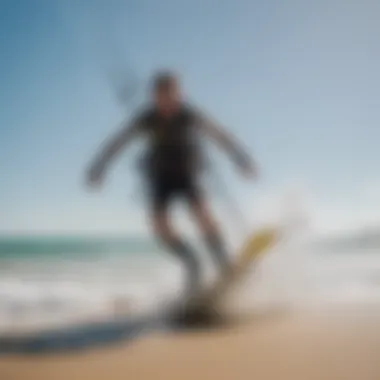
[{"xmin": 86, "ymin": 70, "xmax": 257, "ymax": 300}]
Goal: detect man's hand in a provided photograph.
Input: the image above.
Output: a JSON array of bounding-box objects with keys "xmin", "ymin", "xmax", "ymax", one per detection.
[
  {"xmin": 240, "ymin": 161, "xmax": 259, "ymax": 180},
  {"xmin": 85, "ymin": 163, "xmax": 104, "ymax": 190}
]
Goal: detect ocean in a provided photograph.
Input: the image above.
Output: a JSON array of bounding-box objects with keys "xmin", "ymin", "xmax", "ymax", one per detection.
[{"xmin": 1, "ymin": 231, "xmax": 380, "ymax": 335}]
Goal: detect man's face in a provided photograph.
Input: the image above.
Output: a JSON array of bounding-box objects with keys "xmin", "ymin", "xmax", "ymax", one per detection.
[{"xmin": 154, "ymin": 80, "xmax": 181, "ymax": 114}]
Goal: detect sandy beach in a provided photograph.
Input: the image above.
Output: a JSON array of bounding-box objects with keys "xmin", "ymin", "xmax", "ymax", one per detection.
[{"xmin": 1, "ymin": 305, "xmax": 379, "ymax": 380}]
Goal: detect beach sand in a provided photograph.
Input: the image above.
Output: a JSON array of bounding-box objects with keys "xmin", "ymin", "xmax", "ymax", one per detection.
[{"xmin": 1, "ymin": 305, "xmax": 379, "ymax": 380}]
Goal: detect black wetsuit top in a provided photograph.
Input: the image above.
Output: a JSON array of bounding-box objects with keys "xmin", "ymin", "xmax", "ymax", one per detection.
[{"xmin": 135, "ymin": 103, "xmax": 203, "ymax": 179}]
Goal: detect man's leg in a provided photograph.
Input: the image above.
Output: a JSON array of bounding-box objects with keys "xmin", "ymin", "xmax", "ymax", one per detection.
[
  {"xmin": 185, "ymin": 184, "xmax": 232, "ymax": 278},
  {"xmin": 148, "ymin": 179, "xmax": 201, "ymax": 299}
]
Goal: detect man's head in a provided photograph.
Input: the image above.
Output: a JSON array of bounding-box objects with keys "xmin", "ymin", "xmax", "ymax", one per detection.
[{"xmin": 151, "ymin": 70, "xmax": 181, "ymax": 114}]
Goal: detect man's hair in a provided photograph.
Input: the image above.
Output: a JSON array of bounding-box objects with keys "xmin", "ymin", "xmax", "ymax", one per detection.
[{"xmin": 152, "ymin": 70, "xmax": 178, "ymax": 92}]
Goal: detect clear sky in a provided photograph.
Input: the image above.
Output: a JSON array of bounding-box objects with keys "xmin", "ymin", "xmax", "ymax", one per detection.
[{"xmin": 1, "ymin": 0, "xmax": 379, "ymax": 235}]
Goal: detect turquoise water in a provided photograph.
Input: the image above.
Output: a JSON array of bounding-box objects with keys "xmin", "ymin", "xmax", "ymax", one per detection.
[
  {"xmin": 0, "ymin": 236, "xmax": 160, "ymax": 257},
  {"xmin": 2, "ymin": 228, "xmax": 380, "ymax": 258}
]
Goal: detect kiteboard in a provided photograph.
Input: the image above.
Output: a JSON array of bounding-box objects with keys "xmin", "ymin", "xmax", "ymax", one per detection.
[{"xmin": 183, "ymin": 227, "xmax": 279, "ymax": 315}]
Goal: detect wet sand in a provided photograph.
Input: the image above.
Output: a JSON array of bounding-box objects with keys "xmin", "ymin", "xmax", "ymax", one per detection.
[{"xmin": 1, "ymin": 305, "xmax": 379, "ymax": 380}]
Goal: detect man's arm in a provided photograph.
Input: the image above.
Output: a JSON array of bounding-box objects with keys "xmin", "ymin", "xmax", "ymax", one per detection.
[
  {"xmin": 195, "ymin": 111, "xmax": 257, "ymax": 176},
  {"xmin": 86, "ymin": 116, "xmax": 143, "ymax": 186}
]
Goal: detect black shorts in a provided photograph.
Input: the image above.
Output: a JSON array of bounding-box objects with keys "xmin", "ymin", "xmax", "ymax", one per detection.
[{"xmin": 148, "ymin": 172, "xmax": 202, "ymax": 213}]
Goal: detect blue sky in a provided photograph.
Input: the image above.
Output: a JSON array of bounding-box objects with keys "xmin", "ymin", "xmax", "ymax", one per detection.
[{"xmin": 1, "ymin": 0, "xmax": 379, "ymax": 235}]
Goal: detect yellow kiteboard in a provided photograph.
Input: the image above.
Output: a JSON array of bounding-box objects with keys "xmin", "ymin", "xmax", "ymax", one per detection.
[{"xmin": 187, "ymin": 227, "xmax": 279, "ymax": 311}]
